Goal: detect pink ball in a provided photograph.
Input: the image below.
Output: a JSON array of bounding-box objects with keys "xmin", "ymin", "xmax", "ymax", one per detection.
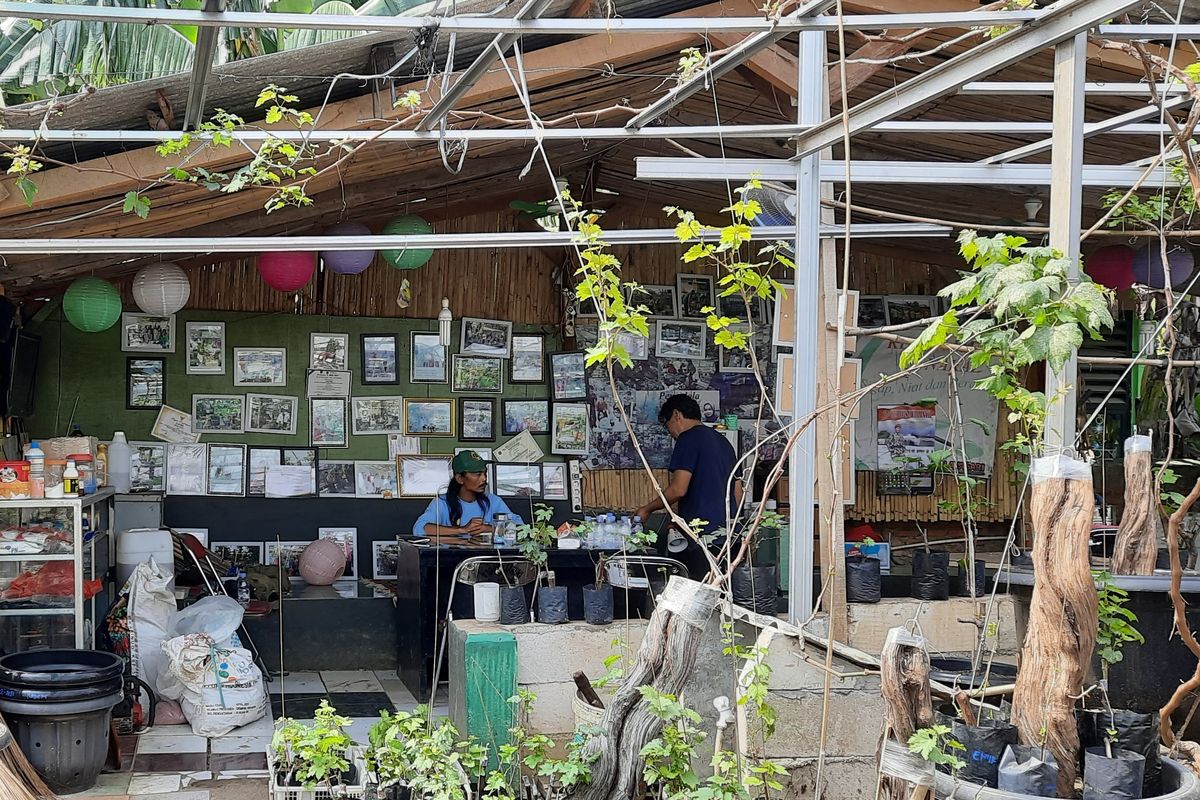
[
  {"xmin": 258, "ymin": 251, "xmax": 316, "ymax": 292},
  {"xmin": 298, "ymin": 538, "xmax": 347, "ymax": 585},
  {"xmin": 1085, "ymin": 245, "xmax": 1135, "ymax": 292},
  {"xmin": 320, "ymin": 223, "xmax": 374, "ymax": 275}
]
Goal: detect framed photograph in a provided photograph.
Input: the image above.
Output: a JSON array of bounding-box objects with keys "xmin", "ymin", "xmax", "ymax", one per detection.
[
  {"xmin": 233, "ymin": 347, "xmax": 287, "ymax": 387},
  {"xmin": 410, "ymin": 332, "xmax": 448, "ymax": 384},
  {"xmin": 207, "ymin": 443, "xmax": 247, "ymax": 496},
  {"xmin": 351, "ymin": 396, "xmax": 405, "ymax": 435},
  {"xmin": 718, "ymin": 293, "xmax": 768, "ymax": 327},
  {"xmin": 459, "ymin": 398, "xmax": 496, "ymax": 442},
  {"xmin": 460, "ymin": 317, "xmax": 512, "ymax": 358},
  {"xmin": 718, "ymin": 326, "xmax": 754, "ymax": 374},
  {"xmin": 502, "ymin": 399, "xmax": 550, "ymax": 435},
  {"xmin": 615, "ymin": 330, "xmax": 649, "ymax": 361},
  {"xmin": 129, "ymin": 442, "xmax": 166, "ymax": 493},
  {"xmin": 212, "ymin": 542, "xmax": 263, "ymax": 565},
  {"xmin": 264, "ymin": 541, "xmax": 310, "ymax": 577},
  {"xmin": 452, "ymin": 355, "xmax": 503, "ymax": 394},
  {"xmin": 550, "ymin": 352, "xmax": 588, "ymax": 400},
  {"xmin": 246, "ymin": 394, "xmax": 298, "ymax": 435},
  {"xmin": 885, "ymin": 295, "xmax": 938, "ymax": 326},
  {"xmin": 191, "ymin": 394, "xmax": 245, "ymax": 434},
  {"xmin": 858, "ymin": 295, "xmax": 887, "ymax": 328},
  {"xmin": 121, "ymin": 313, "xmax": 176, "ymax": 353},
  {"xmin": 127, "ymin": 357, "xmax": 165, "ymax": 409},
  {"xmin": 542, "ymin": 462, "xmax": 569, "ymax": 501},
  {"xmin": 311, "ymin": 398, "xmax": 348, "ymax": 447},
  {"xmin": 640, "ymin": 284, "xmax": 679, "ymax": 318},
  {"xmin": 510, "ymin": 334, "xmax": 545, "ymax": 383},
  {"xmin": 355, "ymin": 460, "xmax": 398, "ymax": 499},
  {"xmin": 282, "ymin": 447, "xmax": 318, "ymax": 468},
  {"xmin": 397, "ymin": 455, "xmax": 452, "ymax": 497},
  {"xmin": 551, "ymin": 403, "xmax": 591, "ymax": 455},
  {"xmin": 360, "ymin": 334, "xmax": 399, "ymax": 385},
  {"xmin": 373, "ymin": 540, "xmax": 401, "ymax": 580},
  {"xmin": 318, "ymin": 460, "xmax": 356, "ymax": 497},
  {"xmin": 677, "ymin": 274, "xmax": 715, "ymax": 319},
  {"xmin": 404, "ymin": 398, "xmax": 455, "ymax": 437},
  {"xmin": 185, "ymin": 322, "xmax": 225, "ymax": 375},
  {"xmin": 318, "ymin": 527, "xmax": 357, "ymax": 579},
  {"xmin": 655, "ymin": 320, "xmax": 707, "ymax": 360},
  {"xmin": 247, "ymin": 447, "xmax": 281, "ymax": 496},
  {"xmin": 174, "ymin": 528, "xmax": 209, "ymax": 546},
  {"xmin": 494, "ymin": 463, "xmax": 542, "ymax": 498},
  {"xmin": 307, "ymin": 368, "xmax": 352, "ymax": 398},
  {"xmin": 310, "ymin": 332, "xmax": 349, "ymax": 371},
  {"xmin": 165, "ymin": 443, "xmax": 207, "ymax": 495}
]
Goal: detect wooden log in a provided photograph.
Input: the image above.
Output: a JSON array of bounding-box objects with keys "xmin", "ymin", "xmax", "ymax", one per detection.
[
  {"xmin": 1112, "ymin": 436, "xmax": 1160, "ymax": 575},
  {"xmin": 878, "ymin": 627, "xmax": 935, "ymax": 800},
  {"xmin": 1010, "ymin": 455, "xmax": 1098, "ymax": 796}
]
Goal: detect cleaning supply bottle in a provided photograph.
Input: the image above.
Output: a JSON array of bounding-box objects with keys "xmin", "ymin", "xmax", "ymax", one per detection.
[
  {"xmin": 96, "ymin": 443, "xmax": 109, "ymax": 487},
  {"xmin": 108, "ymin": 432, "xmax": 131, "ymax": 494},
  {"xmin": 26, "ymin": 441, "xmax": 45, "ymax": 500},
  {"xmin": 62, "ymin": 459, "xmax": 80, "ymax": 497},
  {"xmin": 236, "ymin": 571, "xmax": 251, "ymax": 608}
]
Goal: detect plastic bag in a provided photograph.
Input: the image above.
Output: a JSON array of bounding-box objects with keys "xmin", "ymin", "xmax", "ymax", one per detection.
[
  {"xmin": 499, "ymin": 585, "xmax": 529, "ymax": 624},
  {"xmin": 911, "ymin": 550, "xmax": 949, "ymax": 601},
  {"xmin": 171, "ymin": 595, "xmax": 244, "ymax": 646},
  {"xmin": 999, "ymin": 744, "xmax": 1058, "ymax": 797},
  {"xmin": 732, "ymin": 565, "xmax": 777, "ymax": 614},
  {"xmin": 1081, "ymin": 709, "xmax": 1161, "ymax": 796},
  {"xmin": 126, "ymin": 558, "xmax": 177, "ymax": 692},
  {"xmin": 1125, "ymin": 435, "xmax": 1153, "ymax": 454},
  {"xmin": 846, "ymin": 555, "xmax": 881, "ymax": 603},
  {"xmin": 1031, "ymin": 454, "xmax": 1093, "ymax": 485},
  {"xmin": 952, "ymin": 719, "xmax": 1018, "ymax": 787},
  {"xmin": 161, "ymin": 633, "xmax": 268, "ymax": 737},
  {"xmin": 1083, "ymin": 747, "xmax": 1145, "ymax": 800},
  {"xmin": 153, "ymin": 699, "xmax": 187, "ymax": 726}
]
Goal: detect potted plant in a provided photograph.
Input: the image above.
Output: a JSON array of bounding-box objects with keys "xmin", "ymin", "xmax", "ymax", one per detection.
[
  {"xmin": 583, "ymin": 554, "xmax": 613, "ymax": 626},
  {"xmin": 270, "ymin": 700, "xmax": 363, "ymax": 797},
  {"xmin": 846, "ymin": 537, "xmax": 882, "ymax": 604},
  {"xmin": 514, "ymin": 505, "xmax": 568, "ymax": 624},
  {"xmin": 366, "ymin": 706, "xmax": 486, "ymax": 800}
]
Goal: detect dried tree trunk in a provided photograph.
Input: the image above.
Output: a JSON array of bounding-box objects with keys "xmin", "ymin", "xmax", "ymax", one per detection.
[
  {"xmin": 1158, "ymin": 477, "xmax": 1200, "ymax": 747},
  {"xmin": 1010, "ymin": 456, "xmax": 1099, "ymax": 797},
  {"xmin": 573, "ymin": 577, "xmax": 722, "ymax": 800},
  {"xmin": 1112, "ymin": 436, "xmax": 1160, "ymax": 575},
  {"xmin": 878, "ymin": 628, "xmax": 935, "ymax": 800}
]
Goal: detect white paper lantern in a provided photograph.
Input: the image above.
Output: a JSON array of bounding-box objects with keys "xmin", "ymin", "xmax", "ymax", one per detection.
[{"xmin": 132, "ymin": 262, "xmax": 191, "ymax": 316}]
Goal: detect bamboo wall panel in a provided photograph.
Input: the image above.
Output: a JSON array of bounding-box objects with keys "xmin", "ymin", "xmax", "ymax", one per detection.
[{"xmin": 582, "ymin": 469, "xmax": 669, "ymax": 512}]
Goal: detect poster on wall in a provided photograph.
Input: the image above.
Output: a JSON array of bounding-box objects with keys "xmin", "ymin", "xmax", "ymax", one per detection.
[{"xmin": 876, "ymin": 404, "xmax": 936, "ymax": 470}]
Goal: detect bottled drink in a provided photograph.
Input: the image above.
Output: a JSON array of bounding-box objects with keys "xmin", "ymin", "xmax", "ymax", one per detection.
[
  {"xmin": 619, "ymin": 516, "xmax": 632, "ymax": 547},
  {"xmin": 107, "ymin": 432, "xmax": 132, "ymax": 494},
  {"xmin": 96, "ymin": 443, "xmax": 109, "ymax": 487},
  {"xmin": 26, "ymin": 440, "xmax": 45, "ymax": 500},
  {"xmin": 236, "ymin": 571, "xmax": 251, "ymax": 608},
  {"xmin": 582, "ymin": 516, "xmax": 595, "ymax": 549},
  {"xmin": 605, "ymin": 513, "xmax": 618, "ymax": 549},
  {"xmin": 68, "ymin": 424, "xmax": 85, "ymax": 437}
]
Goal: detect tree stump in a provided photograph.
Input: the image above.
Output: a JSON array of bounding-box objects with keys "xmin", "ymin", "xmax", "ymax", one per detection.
[
  {"xmin": 1011, "ymin": 455, "xmax": 1098, "ymax": 796},
  {"xmin": 1112, "ymin": 435, "xmax": 1160, "ymax": 576},
  {"xmin": 878, "ymin": 627, "xmax": 935, "ymax": 800}
]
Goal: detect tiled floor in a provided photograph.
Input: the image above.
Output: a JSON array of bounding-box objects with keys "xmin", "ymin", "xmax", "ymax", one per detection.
[{"xmin": 75, "ymin": 670, "xmax": 448, "ymax": 798}]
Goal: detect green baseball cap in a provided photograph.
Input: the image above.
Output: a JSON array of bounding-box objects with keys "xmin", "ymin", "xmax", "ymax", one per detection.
[{"xmin": 452, "ymin": 450, "xmax": 488, "ymax": 474}]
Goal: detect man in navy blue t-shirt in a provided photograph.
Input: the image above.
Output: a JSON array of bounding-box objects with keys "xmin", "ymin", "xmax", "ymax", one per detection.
[{"xmin": 635, "ymin": 394, "xmax": 740, "ymax": 579}]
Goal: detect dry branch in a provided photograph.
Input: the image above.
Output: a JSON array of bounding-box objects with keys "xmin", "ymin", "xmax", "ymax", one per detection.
[
  {"xmin": 1159, "ymin": 477, "xmax": 1200, "ymax": 746},
  {"xmin": 878, "ymin": 628, "xmax": 935, "ymax": 800}
]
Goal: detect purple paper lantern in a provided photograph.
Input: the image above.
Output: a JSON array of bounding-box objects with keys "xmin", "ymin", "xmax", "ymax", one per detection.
[
  {"xmin": 320, "ymin": 222, "xmax": 375, "ymax": 275},
  {"xmin": 258, "ymin": 251, "xmax": 316, "ymax": 292},
  {"xmin": 1132, "ymin": 244, "xmax": 1195, "ymax": 289}
]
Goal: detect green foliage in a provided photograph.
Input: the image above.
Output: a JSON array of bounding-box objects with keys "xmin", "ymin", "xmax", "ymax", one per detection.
[
  {"xmin": 514, "ymin": 504, "xmax": 557, "ymax": 567},
  {"xmin": 1101, "ymin": 160, "xmax": 1196, "ymax": 229},
  {"xmin": 2, "ymin": 144, "xmax": 42, "ymax": 206},
  {"xmin": 1094, "ymin": 570, "xmax": 1144, "ymax": 677},
  {"xmin": 908, "ymin": 725, "xmax": 966, "ymax": 771},
  {"xmin": 676, "ymin": 47, "xmax": 706, "ymax": 83},
  {"xmin": 638, "ymin": 686, "xmax": 706, "ymax": 795},
  {"xmin": 365, "ymin": 706, "xmax": 485, "ymax": 800},
  {"xmin": 271, "ymin": 700, "xmax": 354, "ymax": 789},
  {"xmin": 491, "ymin": 689, "xmax": 597, "ymax": 798},
  {"xmin": 123, "ymin": 190, "xmax": 151, "ymax": 219},
  {"xmin": 592, "ymin": 636, "xmax": 634, "ymax": 690},
  {"xmin": 722, "ymin": 622, "xmax": 777, "ymax": 738}
]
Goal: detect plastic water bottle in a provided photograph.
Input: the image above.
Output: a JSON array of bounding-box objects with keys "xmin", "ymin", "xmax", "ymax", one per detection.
[
  {"xmin": 619, "ymin": 516, "xmax": 632, "ymax": 548},
  {"xmin": 632, "ymin": 518, "xmax": 644, "ymax": 547},
  {"xmin": 108, "ymin": 432, "xmax": 132, "ymax": 494},
  {"xmin": 26, "ymin": 440, "xmax": 45, "ymax": 499},
  {"xmin": 582, "ymin": 516, "xmax": 594, "ymax": 549},
  {"xmin": 606, "ymin": 513, "xmax": 618, "ymax": 549},
  {"xmin": 236, "ymin": 571, "xmax": 251, "ymax": 608}
]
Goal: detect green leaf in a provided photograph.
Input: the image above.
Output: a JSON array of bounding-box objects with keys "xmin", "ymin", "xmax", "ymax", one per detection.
[
  {"xmin": 122, "ymin": 190, "xmax": 151, "ymax": 219},
  {"xmin": 1047, "ymin": 323, "xmax": 1083, "ymax": 373},
  {"xmin": 15, "ymin": 176, "xmax": 36, "ymax": 206}
]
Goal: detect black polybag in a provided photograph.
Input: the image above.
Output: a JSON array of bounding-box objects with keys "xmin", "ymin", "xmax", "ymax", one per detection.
[
  {"xmin": 1083, "ymin": 747, "xmax": 1146, "ymax": 800},
  {"xmin": 499, "ymin": 584, "xmax": 529, "ymax": 624},
  {"xmin": 1080, "ymin": 709, "xmax": 1161, "ymax": 797},
  {"xmin": 731, "ymin": 565, "xmax": 777, "ymax": 615},
  {"xmin": 951, "ymin": 719, "xmax": 1019, "ymax": 787},
  {"xmin": 846, "ymin": 555, "xmax": 881, "ymax": 603},
  {"xmin": 536, "ymin": 585, "xmax": 568, "ymax": 624},
  {"xmin": 912, "ymin": 549, "xmax": 950, "ymax": 601},
  {"xmin": 998, "ymin": 744, "xmax": 1058, "ymax": 797}
]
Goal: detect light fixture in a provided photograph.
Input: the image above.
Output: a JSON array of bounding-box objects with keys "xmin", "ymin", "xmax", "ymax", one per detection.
[
  {"xmin": 1024, "ymin": 197, "xmax": 1044, "ymax": 223},
  {"xmin": 438, "ymin": 297, "xmax": 453, "ymax": 347}
]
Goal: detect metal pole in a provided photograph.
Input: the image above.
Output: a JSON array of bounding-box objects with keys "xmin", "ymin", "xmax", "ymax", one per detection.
[
  {"xmin": 788, "ymin": 29, "xmax": 823, "ymax": 626},
  {"xmin": 1044, "ymin": 32, "xmax": 1086, "ymax": 453},
  {"xmin": 182, "ymin": 0, "xmax": 226, "ymax": 131}
]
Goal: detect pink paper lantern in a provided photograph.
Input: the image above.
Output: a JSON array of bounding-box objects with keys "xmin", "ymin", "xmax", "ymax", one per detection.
[
  {"xmin": 257, "ymin": 251, "xmax": 316, "ymax": 292},
  {"xmin": 320, "ymin": 223, "xmax": 375, "ymax": 275},
  {"xmin": 1085, "ymin": 245, "xmax": 1136, "ymax": 292},
  {"xmin": 298, "ymin": 538, "xmax": 347, "ymax": 585},
  {"xmin": 1132, "ymin": 244, "xmax": 1195, "ymax": 289}
]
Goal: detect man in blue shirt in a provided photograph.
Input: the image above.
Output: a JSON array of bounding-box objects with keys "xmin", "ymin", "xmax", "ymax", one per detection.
[
  {"xmin": 412, "ymin": 450, "xmax": 522, "ymax": 542},
  {"xmin": 635, "ymin": 395, "xmax": 740, "ymax": 579}
]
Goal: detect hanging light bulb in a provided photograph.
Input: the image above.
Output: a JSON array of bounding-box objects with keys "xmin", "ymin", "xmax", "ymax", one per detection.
[{"xmin": 438, "ymin": 297, "xmax": 453, "ymax": 347}]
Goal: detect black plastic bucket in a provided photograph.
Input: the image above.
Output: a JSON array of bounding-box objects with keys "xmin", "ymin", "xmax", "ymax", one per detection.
[
  {"xmin": 583, "ymin": 583, "xmax": 613, "ymax": 625},
  {"xmin": 536, "ymin": 586, "xmax": 569, "ymax": 624},
  {"xmin": 0, "ymin": 650, "xmax": 124, "ymax": 794},
  {"xmin": 499, "ymin": 585, "xmax": 529, "ymax": 624},
  {"xmin": 912, "ymin": 549, "xmax": 950, "ymax": 600}
]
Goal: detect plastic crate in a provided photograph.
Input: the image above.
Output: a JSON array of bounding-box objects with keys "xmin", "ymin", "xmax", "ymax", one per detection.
[{"xmin": 268, "ymin": 745, "xmax": 369, "ymax": 800}]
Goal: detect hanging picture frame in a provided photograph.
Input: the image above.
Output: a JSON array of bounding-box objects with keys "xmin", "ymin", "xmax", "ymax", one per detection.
[
  {"xmin": 397, "ymin": 455, "xmax": 452, "ymax": 497},
  {"xmin": 351, "ymin": 396, "xmax": 405, "ymax": 435},
  {"xmin": 717, "ymin": 326, "xmax": 754, "ymax": 374},
  {"xmin": 207, "ymin": 443, "xmax": 247, "ymax": 497},
  {"xmin": 509, "ymin": 334, "xmax": 546, "ymax": 384},
  {"xmin": 410, "ymin": 331, "xmax": 448, "ymax": 384},
  {"xmin": 191, "ymin": 394, "xmax": 245, "ymax": 434},
  {"xmin": 542, "ymin": 462, "xmax": 569, "ymax": 501},
  {"xmin": 127, "ymin": 357, "xmax": 165, "ymax": 410},
  {"xmin": 676, "ymin": 274, "xmax": 715, "ymax": 319},
  {"xmin": 655, "ymin": 320, "xmax": 707, "ymax": 360},
  {"xmin": 404, "ymin": 398, "xmax": 455, "ymax": 437},
  {"xmin": 460, "ymin": 317, "xmax": 513, "ymax": 358},
  {"xmin": 121, "ymin": 313, "xmax": 176, "ymax": 353},
  {"xmin": 494, "ymin": 463, "xmax": 542, "ymax": 498},
  {"xmin": 361, "ymin": 334, "xmax": 399, "ymax": 385},
  {"xmin": 165, "ymin": 443, "xmax": 207, "ymax": 495},
  {"xmin": 639, "ymin": 285, "xmax": 679, "ymax": 318},
  {"xmin": 459, "ymin": 398, "xmax": 496, "ymax": 442},
  {"xmin": 233, "ymin": 347, "xmax": 287, "ymax": 387},
  {"xmin": 185, "ymin": 322, "xmax": 225, "ymax": 374},
  {"xmin": 373, "ymin": 541, "xmax": 401, "ymax": 580},
  {"xmin": 355, "ymin": 460, "xmax": 398, "ymax": 498},
  {"xmin": 502, "ymin": 399, "xmax": 550, "ymax": 436},
  {"xmin": 129, "ymin": 442, "xmax": 167, "ymax": 493},
  {"xmin": 247, "ymin": 447, "xmax": 281, "ymax": 497},
  {"xmin": 551, "ymin": 403, "xmax": 590, "ymax": 455},
  {"xmin": 245, "ymin": 394, "xmax": 298, "ymax": 435},
  {"xmin": 317, "ymin": 460, "xmax": 356, "ymax": 497},
  {"xmin": 452, "ymin": 355, "xmax": 503, "ymax": 394},
  {"xmin": 212, "ymin": 542, "xmax": 263, "ymax": 565},
  {"xmin": 310, "ymin": 332, "xmax": 349, "ymax": 371},
  {"xmin": 549, "ymin": 352, "xmax": 588, "ymax": 400},
  {"xmin": 311, "ymin": 397, "xmax": 348, "ymax": 447}
]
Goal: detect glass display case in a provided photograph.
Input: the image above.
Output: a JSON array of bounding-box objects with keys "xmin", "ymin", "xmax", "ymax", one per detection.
[{"xmin": 0, "ymin": 489, "xmax": 114, "ymax": 653}]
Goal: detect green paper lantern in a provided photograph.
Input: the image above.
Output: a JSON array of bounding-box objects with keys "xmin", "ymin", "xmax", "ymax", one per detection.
[
  {"xmin": 380, "ymin": 215, "xmax": 434, "ymax": 270},
  {"xmin": 63, "ymin": 276, "xmax": 122, "ymax": 332}
]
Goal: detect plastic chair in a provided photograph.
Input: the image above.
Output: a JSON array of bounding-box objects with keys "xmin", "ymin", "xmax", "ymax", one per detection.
[
  {"xmin": 605, "ymin": 554, "xmax": 689, "ymax": 589},
  {"xmin": 429, "ymin": 556, "xmax": 537, "ymax": 701}
]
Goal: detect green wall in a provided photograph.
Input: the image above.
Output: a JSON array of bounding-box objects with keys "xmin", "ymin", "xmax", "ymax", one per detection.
[{"xmin": 30, "ymin": 309, "xmax": 555, "ymax": 460}]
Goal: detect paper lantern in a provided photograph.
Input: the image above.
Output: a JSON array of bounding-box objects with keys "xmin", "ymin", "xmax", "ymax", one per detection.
[
  {"xmin": 380, "ymin": 215, "xmax": 434, "ymax": 270},
  {"xmin": 63, "ymin": 277, "xmax": 122, "ymax": 333},
  {"xmin": 1084, "ymin": 245, "xmax": 1135, "ymax": 292},
  {"xmin": 320, "ymin": 222, "xmax": 374, "ymax": 275},
  {"xmin": 257, "ymin": 251, "xmax": 316, "ymax": 292},
  {"xmin": 1132, "ymin": 244, "xmax": 1195, "ymax": 289},
  {"xmin": 298, "ymin": 538, "xmax": 346, "ymax": 585},
  {"xmin": 132, "ymin": 262, "xmax": 191, "ymax": 315}
]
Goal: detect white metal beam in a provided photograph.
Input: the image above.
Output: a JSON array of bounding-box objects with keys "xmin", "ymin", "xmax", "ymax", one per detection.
[
  {"xmin": 182, "ymin": 0, "xmax": 226, "ymax": 131},
  {"xmin": 981, "ymin": 93, "xmax": 1193, "ymax": 164},
  {"xmin": 635, "ymin": 156, "xmax": 1181, "ymax": 186},
  {"xmin": 624, "ymin": 0, "xmax": 836, "ymax": 131},
  {"xmin": 959, "ymin": 81, "xmax": 1189, "ymax": 96},
  {"xmin": 786, "ymin": 0, "xmax": 1147, "ymax": 163},
  {"xmin": 0, "ymin": 223, "xmax": 949, "ymax": 255}
]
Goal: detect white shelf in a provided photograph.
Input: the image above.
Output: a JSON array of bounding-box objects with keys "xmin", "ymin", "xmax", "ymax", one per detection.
[
  {"xmin": 0, "ymin": 607, "xmax": 74, "ymax": 617},
  {"xmin": 0, "ymin": 553, "xmax": 73, "ymax": 562},
  {"xmin": 0, "ymin": 488, "xmax": 116, "ymax": 510}
]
